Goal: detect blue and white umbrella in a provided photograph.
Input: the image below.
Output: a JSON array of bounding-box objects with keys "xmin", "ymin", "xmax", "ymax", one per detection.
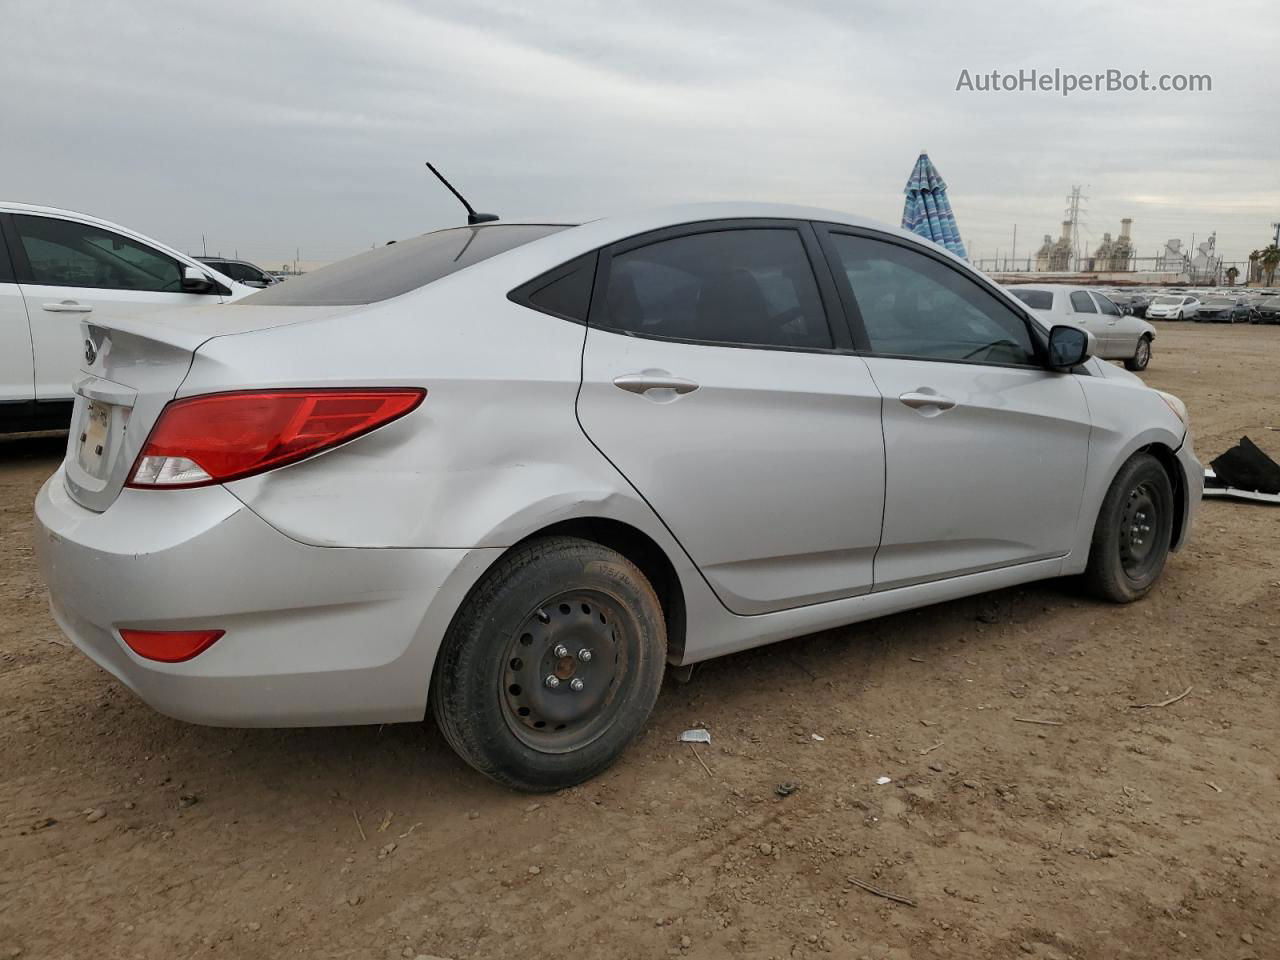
[{"xmin": 901, "ymin": 152, "xmax": 967, "ymax": 259}]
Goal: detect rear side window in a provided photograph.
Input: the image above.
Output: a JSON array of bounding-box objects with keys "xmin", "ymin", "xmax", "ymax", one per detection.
[
  {"xmin": 244, "ymin": 224, "xmax": 569, "ymax": 306},
  {"xmin": 0, "ymin": 221, "xmax": 12, "ymax": 283},
  {"xmin": 1009, "ymin": 289, "xmax": 1053, "ymax": 310},
  {"xmin": 13, "ymin": 214, "xmax": 182, "ymax": 292},
  {"xmin": 599, "ymin": 229, "xmax": 832, "ymax": 349},
  {"xmin": 512, "ymin": 254, "xmax": 597, "ymax": 322},
  {"xmin": 1069, "ymin": 291, "xmax": 1097, "ymax": 313},
  {"xmin": 1093, "ymin": 293, "xmax": 1121, "ymax": 316}
]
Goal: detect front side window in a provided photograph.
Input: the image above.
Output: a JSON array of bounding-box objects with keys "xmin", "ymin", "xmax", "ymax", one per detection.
[
  {"xmin": 600, "ymin": 229, "xmax": 832, "ymax": 349},
  {"xmin": 825, "ymin": 233, "xmax": 1036, "ymax": 365},
  {"xmin": 1069, "ymin": 291, "xmax": 1097, "ymax": 313},
  {"xmin": 1093, "ymin": 293, "xmax": 1122, "ymax": 316},
  {"xmin": 13, "ymin": 215, "xmax": 182, "ymax": 292}
]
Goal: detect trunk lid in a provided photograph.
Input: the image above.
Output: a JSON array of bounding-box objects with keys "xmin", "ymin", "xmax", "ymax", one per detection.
[{"xmin": 64, "ymin": 304, "xmax": 350, "ymax": 511}]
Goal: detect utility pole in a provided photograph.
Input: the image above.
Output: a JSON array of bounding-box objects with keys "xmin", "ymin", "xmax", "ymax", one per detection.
[
  {"xmin": 1272, "ymin": 221, "xmax": 1280, "ymax": 247},
  {"xmin": 201, "ymin": 234, "xmax": 207, "ymax": 257},
  {"xmin": 1011, "ymin": 224, "xmax": 1017, "ymax": 267}
]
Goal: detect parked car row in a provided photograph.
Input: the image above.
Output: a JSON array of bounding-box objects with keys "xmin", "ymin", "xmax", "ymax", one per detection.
[{"xmin": 1094, "ymin": 286, "xmax": 1280, "ymax": 323}]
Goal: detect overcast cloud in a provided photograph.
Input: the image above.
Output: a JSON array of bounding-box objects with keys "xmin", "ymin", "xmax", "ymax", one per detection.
[{"xmin": 2, "ymin": 0, "xmax": 1275, "ymax": 268}]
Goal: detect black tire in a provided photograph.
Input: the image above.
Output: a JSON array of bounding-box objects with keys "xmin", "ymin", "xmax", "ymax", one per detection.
[
  {"xmin": 1083, "ymin": 453, "xmax": 1175, "ymax": 603},
  {"xmin": 1124, "ymin": 335, "xmax": 1152, "ymax": 371},
  {"xmin": 430, "ymin": 536, "xmax": 667, "ymax": 791}
]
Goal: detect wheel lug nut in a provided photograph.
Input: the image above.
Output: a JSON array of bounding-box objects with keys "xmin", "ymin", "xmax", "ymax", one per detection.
[
  {"xmin": 544, "ymin": 675, "xmax": 560, "ymax": 689},
  {"xmin": 577, "ymin": 648, "xmax": 593, "ymax": 662},
  {"xmin": 569, "ymin": 678, "xmax": 584, "ymax": 692},
  {"xmin": 553, "ymin": 644, "xmax": 569, "ymax": 658}
]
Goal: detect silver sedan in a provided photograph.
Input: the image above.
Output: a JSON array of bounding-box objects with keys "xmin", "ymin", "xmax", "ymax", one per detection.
[
  {"xmin": 1006, "ymin": 284, "xmax": 1158, "ymax": 371},
  {"xmin": 35, "ymin": 203, "xmax": 1200, "ymax": 791}
]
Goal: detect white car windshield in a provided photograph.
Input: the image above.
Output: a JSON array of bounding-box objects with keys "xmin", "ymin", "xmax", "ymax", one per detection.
[{"xmin": 1152, "ymin": 296, "xmax": 1183, "ymax": 305}]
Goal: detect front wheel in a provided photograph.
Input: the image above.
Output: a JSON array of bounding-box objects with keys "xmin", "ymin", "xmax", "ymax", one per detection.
[
  {"xmin": 1124, "ymin": 335, "xmax": 1152, "ymax": 371},
  {"xmin": 1083, "ymin": 453, "xmax": 1175, "ymax": 603},
  {"xmin": 430, "ymin": 536, "xmax": 667, "ymax": 791}
]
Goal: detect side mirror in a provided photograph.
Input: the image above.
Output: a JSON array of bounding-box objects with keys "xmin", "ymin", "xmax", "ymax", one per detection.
[
  {"xmin": 1047, "ymin": 324, "xmax": 1093, "ymax": 369},
  {"xmin": 181, "ymin": 265, "xmax": 216, "ymax": 293}
]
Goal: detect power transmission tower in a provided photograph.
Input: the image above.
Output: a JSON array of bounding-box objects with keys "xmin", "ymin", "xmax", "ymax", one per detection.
[{"xmin": 1065, "ymin": 185, "xmax": 1088, "ymax": 271}]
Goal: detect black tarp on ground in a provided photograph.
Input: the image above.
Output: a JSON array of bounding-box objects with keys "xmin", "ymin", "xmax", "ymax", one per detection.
[{"xmin": 1209, "ymin": 436, "xmax": 1280, "ymax": 494}]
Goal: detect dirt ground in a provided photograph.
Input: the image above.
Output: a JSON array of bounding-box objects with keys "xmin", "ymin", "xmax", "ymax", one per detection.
[{"xmin": 1, "ymin": 323, "xmax": 1277, "ymax": 960}]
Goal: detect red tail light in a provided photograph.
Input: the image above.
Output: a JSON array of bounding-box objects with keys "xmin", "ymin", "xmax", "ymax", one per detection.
[
  {"xmin": 120, "ymin": 628, "xmax": 225, "ymax": 662},
  {"xmin": 126, "ymin": 388, "xmax": 425, "ymax": 489}
]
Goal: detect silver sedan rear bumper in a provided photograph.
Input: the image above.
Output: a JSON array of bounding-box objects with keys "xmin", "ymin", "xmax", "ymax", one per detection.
[{"xmin": 35, "ymin": 468, "xmax": 498, "ymax": 727}]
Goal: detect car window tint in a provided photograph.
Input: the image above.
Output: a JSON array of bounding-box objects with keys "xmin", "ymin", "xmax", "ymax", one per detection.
[
  {"xmin": 223, "ymin": 262, "xmax": 261, "ymax": 282},
  {"xmin": 244, "ymin": 224, "xmax": 569, "ymax": 306},
  {"xmin": 1009, "ymin": 289, "xmax": 1053, "ymax": 310},
  {"xmin": 0, "ymin": 224, "xmax": 13, "ymax": 283},
  {"xmin": 526, "ymin": 255, "xmax": 595, "ymax": 321},
  {"xmin": 1093, "ymin": 293, "xmax": 1121, "ymax": 316},
  {"xmin": 14, "ymin": 215, "xmax": 182, "ymax": 292},
  {"xmin": 1069, "ymin": 291, "xmax": 1097, "ymax": 313},
  {"xmin": 602, "ymin": 229, "xmax": 831, "ymax": 349},
  {"xmin": 826, "ymin": 233, "xmax": 1035, "ymax": 365}
]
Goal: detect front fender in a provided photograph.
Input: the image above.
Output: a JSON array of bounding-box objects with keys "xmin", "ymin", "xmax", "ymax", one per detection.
[{"xmin": 1066, "ymin": 375, "xmax": 1191, "ymax": 572}]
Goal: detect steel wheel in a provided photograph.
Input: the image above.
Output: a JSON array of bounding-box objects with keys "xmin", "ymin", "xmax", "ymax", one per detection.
[
  {"xmin": 501, "ymin": 590, "xmax": 632, "ymax": 753},
  {"xmin": 1118, "ymin": 481, "xmax": 1161, "ymax": 579},
  {"xmin": 1084, "ymin": 452, "xmax": 1175, "ymax": 604},
  {"xmin": 431, "ymin": 535, "xmax": 667, "ymax": 791}
]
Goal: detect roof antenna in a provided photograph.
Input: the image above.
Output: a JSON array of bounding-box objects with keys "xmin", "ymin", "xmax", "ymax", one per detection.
[{"xmin": 425, "ymin": 162, "xmax": 499, "ymax": 225}]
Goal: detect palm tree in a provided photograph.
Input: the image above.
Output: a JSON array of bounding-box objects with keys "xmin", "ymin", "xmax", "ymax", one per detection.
[
  {"xmin": 1226, "ymin": 266, "xmax": 1239, "ymax": 286},
  {"xmin": 1249, "ymin": 249, "xmax": 1262, "ymax": 284},
  {"xmin": 1262, "ymin": 245, "xmax": 1280, "ymax": 286}
]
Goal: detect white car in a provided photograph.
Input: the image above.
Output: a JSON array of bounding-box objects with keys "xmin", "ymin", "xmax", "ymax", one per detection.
[
  {"xmin": 1145, "ymin": 294, "xmax": 1200, "ymax": 321},
  {"xmin": 1005, "ymin": 284, "xmax": 1158, "ymax": 371},
  {"xmin": 34, "ymin": 203, "xmax": 1202, "ymax": 791},
  {"xmin": 1, "ymin": 202, "xmax": 254, "ymax": 432}
]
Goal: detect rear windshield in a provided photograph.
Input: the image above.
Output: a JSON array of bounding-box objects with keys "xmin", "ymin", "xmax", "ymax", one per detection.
[
  {"xmin": 241, "ymin": 224, "xmax": 570, "ymax": 306},
  {"xmin": 1009, "ymin": 289, "xmax": 1054, "ymax": 310}
]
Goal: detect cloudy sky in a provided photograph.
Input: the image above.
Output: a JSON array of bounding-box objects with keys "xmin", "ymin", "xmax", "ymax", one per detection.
[{"xmin": 2, "ymin": 0, "xmax": 1275, "ymax": 269}]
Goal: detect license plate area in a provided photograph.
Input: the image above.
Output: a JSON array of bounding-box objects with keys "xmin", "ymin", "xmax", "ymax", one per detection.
[{"xmin": 75, "ymin": 399, "xmax": 118, "ymax": 480}]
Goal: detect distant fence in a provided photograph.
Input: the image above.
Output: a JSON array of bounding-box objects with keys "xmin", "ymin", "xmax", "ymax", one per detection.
[{"xmin": 971, "ymin": 256, "xmax": 1264, "ymax": 286}]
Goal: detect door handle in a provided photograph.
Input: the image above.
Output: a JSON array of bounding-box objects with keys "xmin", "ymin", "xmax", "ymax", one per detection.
[
  {"xmin": 613, "ymin": 374, "xmax": 700, "ymax": 396},
  {"xmin": 899, "ymin": 391, "xmax": 956, "ymax": 411},
  {"xmin": 42, "ymin": 301, "xmax": 93, "ymax": 313}
]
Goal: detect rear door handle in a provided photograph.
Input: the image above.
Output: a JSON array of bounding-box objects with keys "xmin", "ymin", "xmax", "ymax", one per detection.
[
  {"xmin": 43, "ymin": 300, "xmax": 93, "ymax": 313},
  {"xmin": 899, "ymin": 391, "xmax": 956, "ymax": 411},
  {"xmin": 613, "ymin": 374, "xmax": 700, "ymax": 396}
]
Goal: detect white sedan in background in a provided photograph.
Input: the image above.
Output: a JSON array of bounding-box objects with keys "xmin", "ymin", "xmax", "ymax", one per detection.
[
  {"xmin": 1145, "ymin": 294, "xmax": 1200, "ymax": 321},
  {"xmin": 1, "ymin": 202, "xmax": 254, "ymax": 432},
  {"xmin": 35, "ymin": 203, "xmax": 1201, "ymax": 791},
  {"xmin": 1006, "ymin": 284, "xmax": 1158, "ymax": 371}
]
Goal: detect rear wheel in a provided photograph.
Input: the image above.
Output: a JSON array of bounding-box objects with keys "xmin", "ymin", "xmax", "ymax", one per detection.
[
  {"xmin": 1124, "ymin": 335, "xmax": 1152, "ymax": 371},
  {"xmin": 430, "ymin": 536, "xmax": 666, "ymax": 791},
  {"xmin": 1083, "ymin": 453, "xmax": 1175, "ymax": 603}
]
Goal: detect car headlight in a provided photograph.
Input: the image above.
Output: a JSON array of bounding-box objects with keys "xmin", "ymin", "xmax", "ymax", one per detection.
[{"xmin": 1156, "ymin": 390, "xmax": 1187, "ymax": 425}]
